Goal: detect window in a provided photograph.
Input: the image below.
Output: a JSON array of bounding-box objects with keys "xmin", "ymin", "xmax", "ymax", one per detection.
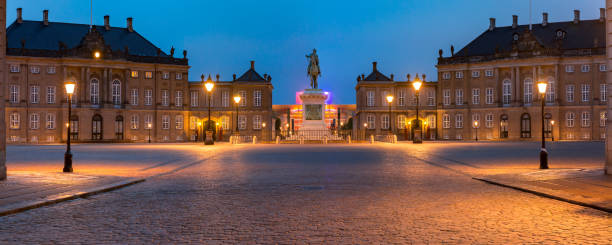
[
  {"xmin": 47, "ymin": 66, "xmax": 56, "ymax": 74},
  {"xmin": 472, "ymin": 88, "xmax": 480, "ymax": 105},
  {"xmin": 581, "ymin": 64, "xmax": 591, "ymax": 73},
  {"xmin": 222, "ymin": 90, "xmax": 229, "ymax": 107},
  {"xmin": 455, "ymin": 89, "xmax": 464, "ymax": 105},
  {"xmin": 581, "ymin": 84, "xmax": 590, "ymax": 102},
  {"xmin": 130, "ymin": 114, "xmax": 139, "ymax": 129},
  {"xmin": 254, "ymin": 90, "xmax": 262, "ymax": 107},
  {"xmin": 90, "ymin": 79, "xmax": 99, "ymax": 105},
  {"xmin": 427, "ymin": 115, "xmax": 436, "ymax": 129},
  {"xmin": 471, "ymin": 71, "xmax": 480, "ymax": 78},
  {"xmin": 523, "ymin": 78, "xmax": 533, "ymax": 104},
  {"xmin": 485, "ymin": 70, "xmax": 494, "ymax": 77},
  {"xmin": 442, "ymin": 114, "xmax": 450, "ymax": 129},
  {"xmin": 9, "ymin": 112, "xmax": 20, "ymax": 129},
  {"xmin": 239, "ymin": 91, "xmax": 247, "ymax": 107},
  {"xmin": 30, "ymin": 66, "xmax": 40, "ymax": 74},
  {"xmin": 565, "ymin": 65, "xmax": 575, "ymax": 73},
  {"xmin": 366, "ymin": 114, "xmax": 375, "ymax": 129},
  {"xmin": 472, "ymin": 114, "xmax": 480, "ymax": 128},
  {"xmin": 502, "ymin": 80, "xmax": 512, "ymax": 105},
  {"xmin": 427, "ymin": 90, "xmax": 435, "ymax": 106},
  {"xmin": 221, "ymin": 116, "xmax": 229, "ymax": 130},
  {"xmin": 253, "ymin": 115, "xmax": 262, "ymax": 129},
  {"xmin": 30, "ymin": 86, "xmax": 39, "ymax": 104},
  {"xmin": 9, "ymin": 85, "xmax": 19, "ymax": 104},
  {"xmin": 30, "ymin": 113, "xmax": 40, "ymax": 129},
  {"xmin": 130, "ymin": 71, "xmax": 139, "ymax": 78},
  {"xmin": 566, "ymin": 85, "xmax": 575, "ymax": 102},
  {"xmin": 145, "ymin": 89, "xmax": 153, "ymax": 106},
  {"xmin": 175, "ymin": 73, "xmax": 183, "ymax": 80},
  {"xmin": 115, "ymin": 116, "xmax": 124, "ymax": 140},
  {"xmin": 162, "ymin": 115, "xmax": 170, "ymax": 129},
  {"xmin": 145, "ymin": 115, "xmax": 153, "ymax": 129},
  {"xmin": 10, "ymin": 64, "xmax": 19, "ymax": 73},
  {"xmin": 112, "ymin": 80, "xmax": 121, "ymax": 105},
  {"xmin": 601, "ymin": 84, "xmax": 607, "ymax": 102},
  {"xmin": 175, "ymin": 91, "xmax": 183, "ymax": 107},
  {"xmin": 161, "ymin": 90, "xmax": 169, "ymax": 106},
  {"xmin": 145, "ymin": 71, "xmax": 153, "ymax": 79},
  {"xmin": 455, "ymin": 114, "xmax": 463, "ymax": 128},
  {"xmin": 190, "ymin": 91, "xmax": 199, "ymax": 107},
  {"xmin": 600, "ymin": 111, "xmax": 607, "ymax": 127},
  {"xmin": 600, "ymin": 64, "xmax": 607, "ymax": 72},
  {"xmin": 381, "ymin": 114, "xmax": 390, "ymax": 129},
  {"xmin": 546, "ymin": 79, "xmax": 555, "ymax": 103},
  {"xmin": 92, "ymin": 116, "xmax": 102, "ymax": 140},
  {"xmin": 442, "ymin": 72, "xmax": 451, "ymax": 80},
  {"xmin": 398, "ymin": 90, "xmax": 406, "ymax": 106},
  {"xmin": 397, "ymin": 115, "xmax": 406, "ymax": 129},
  {"xmin": 46, "ymin": 86, "xmax": 56, "ymax": 104},
  {"xmin": 485, "ymin": 113, "xmax": 494, "ymax": 128},
  {"xmin": 443, "ymin": 89, "xmax": 451, "ymax": 106},
  {"xmin": 130, "ymin": 89, "xmax": 138, "ymax": 106},
  {"xmin": 486, "ymin": 88, "xmax": 494, "ymax": 104},
  {"xmin": 455, "ymin": 71, "xmax": 464, "ymax": 79},
  {"xmin": 367, "ymin": 91, "xmax": 375, "ymax": 107},
  {"xmin": 581, "ymin": 112, "xmax": 591, "ymax": 127},
  {"xmin": 189, "ymin": 116, "xmax": 197, "ymax": 130},
  {"xmin": 513, "ymin": 33, "xmax": 520, "ymax": 41},
  {"xmin": 566, "ymin": 112, "xmax": 575, "ymax": 127},
  {"xmin": 162, "ymin": 72, "xmax": 170, "ymax": 79},
  {"xmin": 69, "ymin": 115, "xmax": 78, "ymax": 140},
  {"xmin": 521, "ymin": 113, "xmax": 531, "ymax": 138},
  {"xmin": 176, "ymin": 115, "xmax": 184, "ymax": 129},
  {"xmin": 238, "ymin": 115, "xmax": 247, "ymax": 129},
  {"xmin": 46, "ymin": 113, "xmax": 56, "ymax": 129}
]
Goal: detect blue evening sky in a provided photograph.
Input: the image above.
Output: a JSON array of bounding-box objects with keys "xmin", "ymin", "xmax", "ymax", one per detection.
[{"xmin": 8, "ymin": 0, "xmax": 604, "ymax": 104}]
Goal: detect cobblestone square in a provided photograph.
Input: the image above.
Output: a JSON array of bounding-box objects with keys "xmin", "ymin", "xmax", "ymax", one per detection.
[{"xmin": 0, "ymin": 142, "xmax": 610, "ymax": 244}]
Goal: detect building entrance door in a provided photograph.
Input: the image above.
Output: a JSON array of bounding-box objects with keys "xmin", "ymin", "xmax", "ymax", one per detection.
[{"xmin": 500, "ymin": 114, "xmax": 508, "ymax": 138}]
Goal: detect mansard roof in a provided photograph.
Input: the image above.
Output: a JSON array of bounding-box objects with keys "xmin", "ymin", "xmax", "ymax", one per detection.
[
  {"xmin": 6, "ymin": 19, "xmax": 187, "ymax": 65},
  {"xmin": 359, "ymin": 62, "xmax": 392, "ymax": 82},
  {"xmin": 440, "ymin": 18, "xmax": 605, "ymax": 65},
  {"xmin": 235, "ymin": 61, "xmax": 269, "ymax": 82}
]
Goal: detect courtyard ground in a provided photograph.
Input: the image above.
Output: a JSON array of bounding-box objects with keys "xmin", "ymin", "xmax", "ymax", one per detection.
[{"xmin": 0, "ymin": 142, "xmax": 610, "ymax": 243}]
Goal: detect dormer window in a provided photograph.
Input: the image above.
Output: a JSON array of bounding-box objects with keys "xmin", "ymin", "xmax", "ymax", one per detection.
[
  {"xmin": 513, "ymin": 33, "xmax": 519, "ymax": 41},
  {"xmin": 555, "ymin": 30, "xmax": 566, "ymax": 39}
]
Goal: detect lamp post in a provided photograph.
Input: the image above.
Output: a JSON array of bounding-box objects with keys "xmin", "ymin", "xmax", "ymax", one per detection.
[
  {"xmin": 550, "ymin": 120, "xmax": 555, "ymax": 141},
  {"xmin": 386, "ymin": 95, "xmax": 394, "ymax": 135},
  {"xmin": 537, "ymin": 81, "xmax": 549, "ymax": 169},
  {"xmin": 147, "ymin": 123, "xmax": 152, "ymax": 143},
  {"xmin": 63, "ymin": 81, "xmax": 76, "ymax": 173},
  {"xmin": 474, "ymin": 121, "xmax": 479, "ymax": 141},
  {"xmin": 234, "ymin": 96, "xmax": 241, "ymax": 134},
  {"xmin": 204, "ymin": 75, "xmax": 215, "ymax": 145},
  {"xmin": 412, "ymin": 77, "xmax": 423, "ymax": 144},
  {"xmin": 262, "ymin": 122, "xmax": 266, "ymax": 141}
]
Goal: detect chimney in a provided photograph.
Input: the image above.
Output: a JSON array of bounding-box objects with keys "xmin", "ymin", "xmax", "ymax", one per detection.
[
  {"xmin": 390, "ymin": 74, "xmax": 394, "ymax": 81},
  {"xmin": 43, "ymin": 10, "xmax": 48, "ymax": 26},
  {"xmin": 127, "ymin": 17, "xmax": 133, "ymax": 32},
  {"xmin": 372, "ymin": 62, "xmax": 377, "ymax": 71},
  {"xmin": 17, "ymin": 8, "xmax": 22, "ymax": 24},
  {"xmin": 542, "ymin": 13, "xmax": 548, "ymax": 27},
  {"xmin": 216, "ymin": 74, "xmax": 220, "ymax": 81},
  {"xmin": 423, "ymin": 74, "xmax": 427, "ymax": 82},
  {"xmin": 600, "ymin": 8, "xmax": 606, "ymax": 22},
  {"xmin": 512, "ymin": 15, "xmax": 518, "ymax": 29},
  {"xmin": 233, "ymin": 74, "xmax": 236, "ymax": 81},
  {"xmin": 104, "ymin": 15, "xmax": 110, "ymax": 30},
  {"xmin": 250, "ymin": 60, "xmax": 255, "ymax": 69},
  {"xmin": 574, "ymin": 10, "xmax": 580, "ymax": 24},
  {"xmin": 488, "ymin": 18, "xmax": 496, "ymax": 31}
]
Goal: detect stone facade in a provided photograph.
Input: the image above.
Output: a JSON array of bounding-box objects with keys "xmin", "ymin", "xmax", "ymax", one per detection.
[{"xmin": 4, "ymin": 10, "xmax": 273, "ymax": 144}]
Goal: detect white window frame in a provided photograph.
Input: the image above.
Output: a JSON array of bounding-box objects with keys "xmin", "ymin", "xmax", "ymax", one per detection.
[
  {"xmin": 10, "ymin": 64, "xmax": 20, "ymax": 73},
  {"xmin": 46, "ymin": 86, "xmax": 56, "ymax": 104},
  {"xmin": 455, "ymin": 89, "xmax": 464, "ymax": 105},
  {"xmin": 565, "ymin": 65, "xmax": 575, "ymax": 73},
  {"xmin": 46, "ymin": 113, "xmax": 56, "ymax": 129},
  {"xmin": 581, "ymin": 84, "xmax": 590, "ymax": 102},
  {"xmin": 443, "ymin": 89, "xmax": 451, "ymax": 106},
  {"xmin": 581, "ymin": 111, "xmax": 591, "ymax": 127},
  {"xmin": 162, "ymin": 115, "xmax": 170, "ymax": 130},
  {"xmin": 502, "ymin": 80, "xmax": 512, "ymax": 105},
  {"xmin": 254, "ymin": 90, "xmax": 262, "ymax": 107},
  {"xmin": 30, "ymin": 113, "xmax": 40, "ymax": 130},
  {"xmin": 222, "ymin": 90, "xmax": 229, "ymax": 107},
  {"xmin": 175, "ymin": 73, "xmax": 183, "ymax": 80},
  {"xmin": 162, "ymin": 72, "xmax": 170, "ymax": 80},
  {"xmin": 161, "ymin": 90, "xmax": 169, "ymax": 106},
  {"xmin": 176, "ymin": 115, "xmax": 184, "ymax": 129},
  {"xmin": 485, "ymin": 70, "xmax": 494, "ymax": 77},
  {"xmin": 398, "ymin": 90, "xmax": 405, "ymax": 106},
  {"xmin": 145, "ymin": 115, "xmax": 153, "ymax": 129},
  {"xmin": 600, "ymin": 64, "xmax": 607, "ymax": 72},
  {"xmin": 472, "ymin": 114, "xmax": 480, "ymax": 128},
  {"xmin": 238, "ymin": 115, "xmax": 247, "ymax": 130},
  {"xmin": 47, "ymin": 66, "xmax": 56, "ymax": 74},
  {"xmin": 442, "ymin": 114, "xmax": 450, "ymax": 129},
  {"xmin": 9, "ymin": 85, "xmax": 19, "ymax": 104},
  {"xmin": 9, "ymin": 112, "xmax": 20, "ymax": 129},
  {"xmin": 524, "ymin": 78, "xmax": 533, "ymax": 104},
  {"xmin": 600, "ymin": 84, "xmax": 607, "ymax": 102},
  {"xmin": 581, "ymin": 64, "xmax": 591, "ymax": 73},
  {"xmin": 472, "ymin": 88, "xmax": 480, "ymax": 105},
  {"xmin": 566, "ymin": 85, "xmax": 575, "ymax": 103},
  {"xmin": 485, "ymin": 88, "xmax": 494, "ymax": 104},
  {"xmin": 397, "ymin": 115, "xmax": 406, "ymax": 129},
  {"xmin": 190, "ymin": 91, "xmax": 199, "ymax": 107},
  {"xmin": 455, "ymin": 71, "xmax": 464, "ymax": 79},
  {"xmin": 442, "ymin": 72, "xmax": 451, "ymax": 80},
  {"xmin": 145, "ymin": 71, "xmax": 153, "ymax": 79},
  {"xmin": 112, "ymin": 80, "xmax": 121, "ymax": 105},
  {"xmin": 130, "ymin": 89, "xmax": 138, "ymax": 106},
  {"xmin": 130, "ymin": 114, "xmax": 139, "ymax": 129},
  {"xmin": 471, "ymin": 71, "xmax": 480, "ymax": 78},
  {"xmin": 366, "ymin": 114, "xmax": 375, "ymax": 129},
  {"xmin": 566, "ymin": 112, "xmax": 575, "ymax": 128},
  {"xmin": 367, "ymin": 91, "xmax": 375, "ymax": 107},
  {"xmin": 239, "ymin": 91, "xmax": 247, "ymax": 107},
  {"xmin": 90, "ymin": 79, "xmax": 99, "ymax": 105},
  {"xmin": 30, "ymin": 66, "xmax": 40, "ymax": 74},
  {"xmin": 381, "ymin": 114, "xmax": 390, "ymax": 130},
  {"xmin": 253, "ymin": 115, "xmax": 262, "ymax": 129},
  {"xmin": 485, "ymin": 113, "xmax": 494, "ymax": 128},
  {"xmin": 455, "ymin": 114, "xmax": 463, "ymax": 128},
  {"xmin": 30, "ymin": 86, "xmax": 39, "ymax": 104},
  {"xmin": 427, "ymin": 90, "xmax": 435, "ymax": 106},
  {"xmin": 546, "ymin": 79, "xmax": 555, "ymax": 103},
  {"xmin": 175, "ymin": 90, "xmax": 183, "ymax": 107},
  {"xmin": 145, "ymin": 89, "xmax": 153, "ymax": 106},
  {"xmin": 221, "ymin": 116, "xmax": 230, "ymax": 130}
]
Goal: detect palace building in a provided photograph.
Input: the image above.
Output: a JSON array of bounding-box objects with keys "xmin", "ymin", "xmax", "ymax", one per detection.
[
  {"xmin": 4, "ymin": 9, "xmax": 273, "ymax": 143},
  {"xmin": 356, "ymin": 9, "xmax": 608, "ymax": 141}
]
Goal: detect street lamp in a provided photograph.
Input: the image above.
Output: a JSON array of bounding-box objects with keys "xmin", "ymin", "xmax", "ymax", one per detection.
[
  {"xmin": 412, "ymin": 76, "xmax": 423, "ymax": 144},
  {"xmin": 63, "ymin": 81, "xmax": 76, "ymax": 173},
  {"xmin": 537, "ymin": 81, "xmax": 549, "ymax": 169},
  {"xmin": 93, "ymin": 51, "xmax": 101, "ymax": 59},
  {"xmin": 204, "ymin": 75, "xmax": 215, "ymax": 145},
  {"xmin": 262, "ymin": 122, "xmax": 267, "ymax": 141},
  {"xmin": 550, "ymin": 120, "xmax": 555, "ymax": 141},
  {"xmin": 386, "ymin": 95, "xmax": 394, "ymax": 134},
  {"xmin": 147, "ymin": 123, "xmax": 152, "ymax": 143},
  {"xmin": 234, "ymin": 95, "xmax": 241, "ymax": 134},
  {"xmin": 474, "ymin": 121, "xmax": 479, "ymax": 141}
]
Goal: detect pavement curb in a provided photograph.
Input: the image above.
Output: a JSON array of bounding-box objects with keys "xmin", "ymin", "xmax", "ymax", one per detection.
[
  {"xmin": 472, "ymin": 177, "xmax": 611, "ymax": 214},
  {"xmin": 0, "ymin": 178, "xmax": 145, "ymax": 217}
]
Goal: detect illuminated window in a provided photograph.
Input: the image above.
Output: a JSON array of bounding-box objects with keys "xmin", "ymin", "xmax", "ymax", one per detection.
[
  {"xmin": 131, "ymin": 71, "xmax": 139, "ymax": 78},
  {"xmin": 145, "ymin": 71, "xmax": 153, "ymax": 79},
  {"xmin": 600, "ymin": 111, "xmax": 607, "ymax": 127},
  {"xmin": 176, "ymin": 115, "xmax": 183, "ymax": 129},
  {"xmin": 442, "ymin": 114, "xmax": 450, "ymax": 129},
  {"xmin": 397, "ymin": 115, "xmax": 406, "ymax": 129},
  {"xmin": 9, "ymin": 112, "xmax": 20, "ymax": 129},
  {"xmin": 131, "ymin": 114, "xmax": 139, "ymax": 129}
]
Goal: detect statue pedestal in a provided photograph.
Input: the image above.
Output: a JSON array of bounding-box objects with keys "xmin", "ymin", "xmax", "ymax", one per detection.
[{"xmin": 299, "ymin": 89, "xmax": 328, "ymax": 131}]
